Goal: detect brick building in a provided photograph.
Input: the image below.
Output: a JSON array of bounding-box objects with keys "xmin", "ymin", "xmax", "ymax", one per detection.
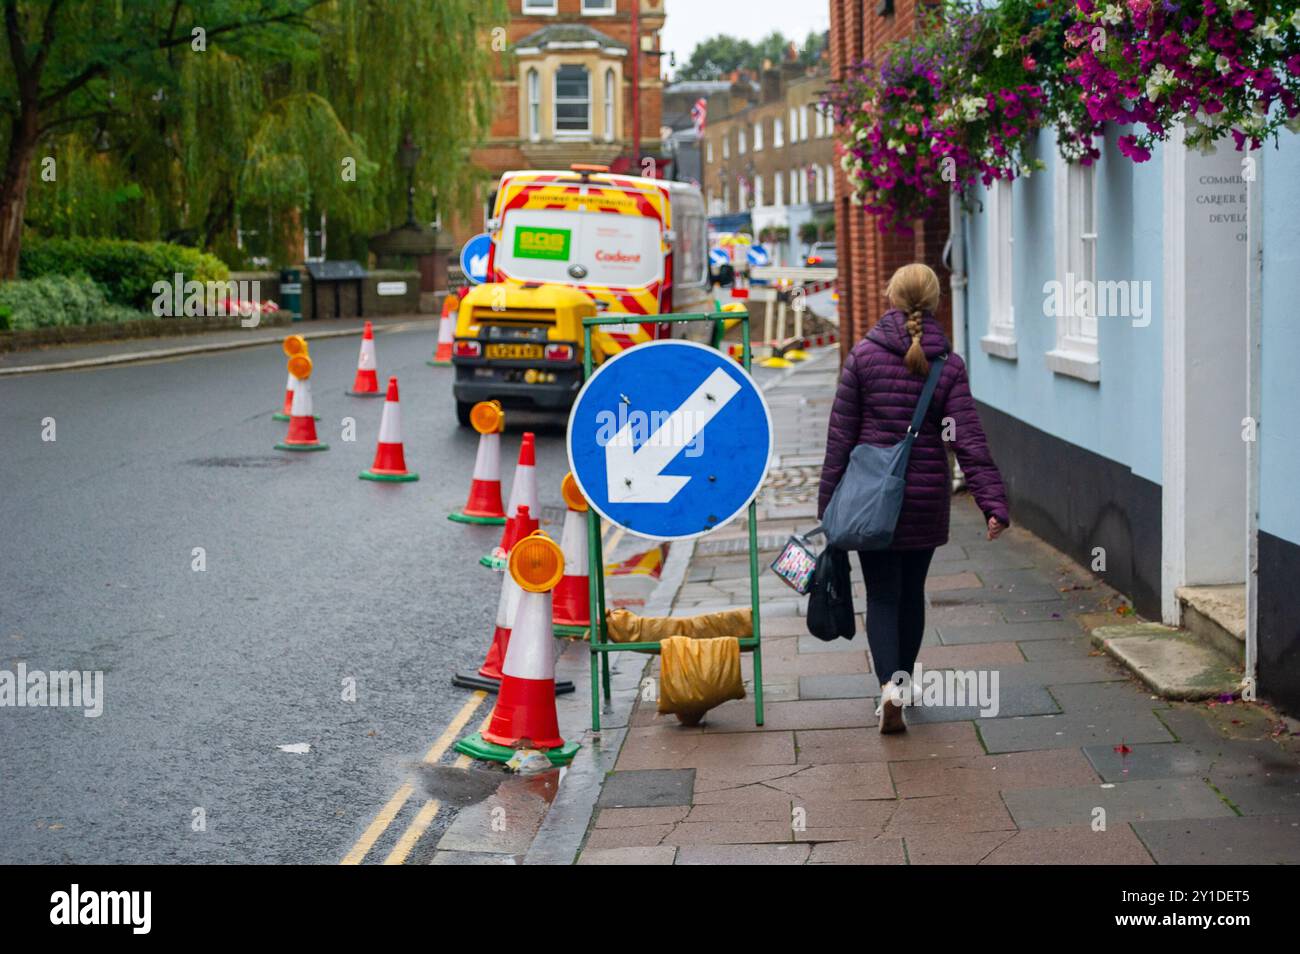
[
  {"xmin": 700, "ymin": 63, "xmax": 837, "ymax": 266},
  {"xmin": 454, "ymin": 0, "xmax": 666, "ymax": 247},
  {"xmin": 828, "ymin": 0, "xmax": 952, "ymax": 354}
]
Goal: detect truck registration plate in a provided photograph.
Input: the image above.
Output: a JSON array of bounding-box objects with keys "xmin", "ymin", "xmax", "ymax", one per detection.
[{"xmin": 486, "ymin": 344, "xmax": 543, "ymax": 359}]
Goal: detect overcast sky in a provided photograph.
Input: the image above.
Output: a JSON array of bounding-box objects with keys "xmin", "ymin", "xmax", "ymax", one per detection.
[{"xmin": 660, "ymin": 0, "xmax": 832, "ymax": 77}]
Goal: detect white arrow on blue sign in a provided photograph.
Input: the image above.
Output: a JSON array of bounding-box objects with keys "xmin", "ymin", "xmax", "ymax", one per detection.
[
  {"xmin": 567, "ymin": 339, "xmax": 773, "ymax": 540},
  {"xmin": 459, "ymin": 233, "xmax": 492, "ymax": 285}
]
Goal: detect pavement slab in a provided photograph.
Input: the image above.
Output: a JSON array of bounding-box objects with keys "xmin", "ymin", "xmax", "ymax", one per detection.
[
  {"xmin": 1002, "ymin": 778, "xmax": 1236, "ymax": 829},
  {"xmin": 890, "ymin": 749, "xmax": 1100, "ymax": 798},
  {"xmin": 1132, "ymin": 815, "xmax": 1300, "ymax": 864}
]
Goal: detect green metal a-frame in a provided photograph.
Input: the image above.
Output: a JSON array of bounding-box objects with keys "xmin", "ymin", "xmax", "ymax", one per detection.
[{"xmin": 577, "ymin": 309, "xmax": 765, "ymax": 732}]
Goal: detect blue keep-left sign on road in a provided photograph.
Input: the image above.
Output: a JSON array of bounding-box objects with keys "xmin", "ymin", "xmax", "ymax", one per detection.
[
  {"xmin": 459, "ymin": 232, "xmax": 492, "ymax": 284},
  {"xmin": 567, "ymin": 339, "xmax": 773, "ymax": 541}
]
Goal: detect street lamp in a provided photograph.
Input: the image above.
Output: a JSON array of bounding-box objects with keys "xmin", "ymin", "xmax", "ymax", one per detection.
[{"xmin": 398, "ymin": 133, "xmax": 421, "ymax": 226}]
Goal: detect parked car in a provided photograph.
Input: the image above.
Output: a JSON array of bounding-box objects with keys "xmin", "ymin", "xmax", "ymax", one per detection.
[{"xmin": 805, "ymin": 242, "xmax": 838, "ymax": 267}]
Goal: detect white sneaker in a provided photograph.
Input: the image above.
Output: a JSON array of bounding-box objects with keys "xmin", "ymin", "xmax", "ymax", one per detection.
[{"xmin": 875, "ymin": 683, "xmax": 907, "ymax": 734}]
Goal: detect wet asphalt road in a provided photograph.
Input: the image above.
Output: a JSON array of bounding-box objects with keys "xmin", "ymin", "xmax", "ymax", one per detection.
[{"xmin": 0, "ymin": 326, "xmax": 573, "ymax": 863}]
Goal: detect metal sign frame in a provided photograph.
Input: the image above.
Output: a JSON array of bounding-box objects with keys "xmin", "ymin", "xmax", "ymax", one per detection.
[{"xmin": 579, "ymin": 310, "xmax": 765, "ymax": 731}]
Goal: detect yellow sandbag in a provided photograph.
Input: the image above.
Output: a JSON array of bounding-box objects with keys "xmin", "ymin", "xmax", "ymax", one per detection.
[
  {"xmin": 605, "ymin": 607, "xmax": 752, "ymax": 644},
  {"xmin": 657, "ymin": 635, "xmax": 746, "ymax": 726}
]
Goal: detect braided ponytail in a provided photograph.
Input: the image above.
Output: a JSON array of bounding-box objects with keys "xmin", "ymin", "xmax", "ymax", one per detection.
[{"xmin": 885, "ymin": 264, "xmax": 942, "ymax": 377}]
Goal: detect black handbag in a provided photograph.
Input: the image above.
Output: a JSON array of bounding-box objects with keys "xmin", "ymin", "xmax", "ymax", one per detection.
[{"xmin": 805, "ymin": 544, "xmax": 856, "ymax": 642}]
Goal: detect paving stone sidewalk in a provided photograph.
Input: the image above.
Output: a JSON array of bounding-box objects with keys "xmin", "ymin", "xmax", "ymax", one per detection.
[{"xmin": 576, "ymin": 351, "xmax": 1300, "ymax": 866}]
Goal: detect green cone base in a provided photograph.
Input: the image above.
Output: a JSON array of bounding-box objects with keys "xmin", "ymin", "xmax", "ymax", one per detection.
[
  {"xmin": 453, "ymin": 731, "xmax": 579, "ymax": 767},
  {"xmin": 448, "ymin": 511, "xmax": 507, "ymax": 525},
  {"xmin": 479, "ymin": 554, "xmax": 508, "ymax": 570},
  {"xmin": 426, "ymin": 359, "xmax": 452, "ymax": 367},
  {"xmin": 275, "ymin": 442, "xmax": 330, "ymax": 452},
  {"xmin": 273, "ymin": 413, "xmax": 320, "ymax": 422},
  {"xmin": 360, "ymin": 470, "xmax": 419, "ymax": 482}
]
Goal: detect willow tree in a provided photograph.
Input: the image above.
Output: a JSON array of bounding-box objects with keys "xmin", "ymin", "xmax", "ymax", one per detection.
[{"xmin": 2, "ymin": 0, "xmax": 502, "ymax": 277}]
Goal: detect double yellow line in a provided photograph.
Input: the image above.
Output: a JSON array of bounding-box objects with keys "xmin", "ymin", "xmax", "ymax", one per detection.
[{"xmin": 340, "ymin": 692, "xmax": 488, "ymax": 865}]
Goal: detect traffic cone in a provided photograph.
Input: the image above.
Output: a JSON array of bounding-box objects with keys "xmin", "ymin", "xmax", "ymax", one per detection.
[
  {"xmin": 273, "ymin": 370, "xmax": 296, "ymax": 422},
  {"xmin": 480, "ymin": 432, "xmax": 540, "ymax": 569},
  {"xmin": 453, "ymin": 530, "xmax": 574, "ymax": 695},
  {"xmin": 359, "ymin": 377, "xmax": 418, "ymax": 482},
  {"xmin": 427, "ymin": 293, "xmax": 458, "ymax": 366},
  {"xmin": 455, "ymin": 533, "xmax": 580, "ymax": 766},
  {"xmin": 451, "ymin": 565, "xmax": 520, "ymax": 692},
  {"xmin": 274, "ymin": 335, "xmax": 315, "ymax": 422},
  {"xmin": 553, "ymin": 473, "xmax": 591, "ymax": 629},
  {"xmin": 275, "ymin": 354, "xmax": 328, "ymax": 452},
  {"xmin": 347, "ymin": 320, "xmax": 382, "ymax": 396},
  {"xmin": 449, "ymin": 400, "xmax": 507, "ymax": 524}
]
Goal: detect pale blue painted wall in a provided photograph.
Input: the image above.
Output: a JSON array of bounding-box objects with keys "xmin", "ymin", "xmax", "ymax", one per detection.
[
  {"xmin": 1259, "ymin": 134, "xmax": 1300, "ymax": 546},
  {"xmin": 963, "ymin": 126, "xmax": 1165, "ymax": 485}
]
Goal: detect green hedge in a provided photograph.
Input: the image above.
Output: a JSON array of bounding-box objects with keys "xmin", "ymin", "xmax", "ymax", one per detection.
[
  {"xmin": 20, "ymin": 237, "xmax": 230, "ymax": 310},
  {"xmin": 0, "ymin": 275, "xmax": 143, "ymax": 331}
]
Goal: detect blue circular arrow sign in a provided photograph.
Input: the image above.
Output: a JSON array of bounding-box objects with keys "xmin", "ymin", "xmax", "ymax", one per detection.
[
  {"xmin": 567, "ymin": 339, "xmax": 773, "ymax": 541},
  {"xmin": 459, "ymin": 233, "xmax": 492, "ymax": 285}
]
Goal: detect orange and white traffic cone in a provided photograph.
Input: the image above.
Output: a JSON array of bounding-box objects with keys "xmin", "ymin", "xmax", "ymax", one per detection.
[
  {"xmin": 553, "ymin": 473, "xmax": 591, "ymax": 628},
  {"xmin": 427, "ymin": 293, "xmax": 458, "ymax": 367},
  {"xmin": 274, "ymin": 335, "xmax": 308, "ymax": 422},
  {"xmin": 449, "ymin": 400, "xmax": 507, "ymax": 524},
  {"xmin": 453, "ymin": 529, "xmax": 574, "ymax": 694},
  {"xmin": 481, "ymin": 432, "xmax": 539, "ymax": 568},
  {"xmin": 455, "ymin": 532, "xmax": 579, "ymax": 765},
  {"xmin": 359, "ymin": 376, "xmax": 418, "ymax": 482},
  {"xmin": 452, "ymin": 563, "xmax": 520, "ymax": 692},
  {"xmin": 275, "ymin": 354, "xmax": 328, "ymax": 452},
  {"xmin": 347, "ymin": 320, "xmax": 382, "ymax": 396}
]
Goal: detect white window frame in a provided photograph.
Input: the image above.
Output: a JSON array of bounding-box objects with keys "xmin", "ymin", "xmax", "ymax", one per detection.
[
  {"xmin": 526, "ymin": 69, "xmax": 541, "ymax": 142},
  {"xmin": 723, "ymin": 183, "xmax": 730, "ymax": 210},
  {"xmin": 754, "ymin": 174, "xmax": 764, "ymax": 208},
  {"xmin": 798, "ymin": 104, "xmax": 808, "ymax": 141},
  {"xmin": 706, "ymin": 140, "xmax": 714, "ymax": 163},
  {"xmin": 789, "ymin": 107, "xmax": 799, "ymax": 143},
  {"xmin": 523, "ymin": 0, "xmax": 557, "ymax": 13},
  {"xmin": 738, "ymin": 128, "xmax": 747, "ymax": 155},
  {"xmin": 753, "ymin": 120, "xmax": 763, "ymax": 152},
  {"xmin": 773, "ymin": 117, "xmax": 784, "ymax": 147},
  {"xmin": 980, "ymin": 178, "xmax": 1017, "ymax": 359},
  {"xmin": 799, "ymin": 166, "xmax": 808, "ymax": 204},
  {"xmin": 789, "ymin": 168, "xmax": 798, "ymax": 205},
  {"xmin": 603, "ymin": 68, "xmax": 615, "ymax": 142},
  {"xmin": 581, "ymin": 0, "xmax": 615, "ymax": 14},
  {"xmin": 553, "ymin": 64, "xmax": 592, "ymax": 139},
  {"xmin": 1047, "ymin": 159, "xmax": 1101, "ymax": 381},
  {"xmin": 722, "ymin": 135, "xmax": 729, "ymax": 159},
  {"xmin": 774, "ymin": 172, "xmax": 784, "ymax": 207}
]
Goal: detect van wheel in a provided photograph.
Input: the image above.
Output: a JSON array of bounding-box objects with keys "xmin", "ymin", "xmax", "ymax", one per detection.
[{"xmin": 455, "ymin": 400, "xmax": 473, "ymax": 428}]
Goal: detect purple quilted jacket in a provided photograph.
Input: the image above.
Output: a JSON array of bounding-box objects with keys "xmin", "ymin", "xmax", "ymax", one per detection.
[{"xmin": 817, "ymin": 309, "xmax": 1010, "ymax": 550}]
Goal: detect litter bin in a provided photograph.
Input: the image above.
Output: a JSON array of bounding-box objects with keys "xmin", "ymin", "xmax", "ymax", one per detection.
[{"xmin": 279, "ymin": 268, "xmax": 302, "ymax": 322}]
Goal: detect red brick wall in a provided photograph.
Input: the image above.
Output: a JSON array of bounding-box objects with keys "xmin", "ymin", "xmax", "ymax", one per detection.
[{"xmin": 830, "ymin": 0, "xmax": 952, "ymax": 361}]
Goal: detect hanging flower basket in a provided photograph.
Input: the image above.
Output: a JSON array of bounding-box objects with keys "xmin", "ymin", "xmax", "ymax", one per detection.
[{"xmin": 1065, "ymin": 0, "xmax": 1300, "ymax": 161}]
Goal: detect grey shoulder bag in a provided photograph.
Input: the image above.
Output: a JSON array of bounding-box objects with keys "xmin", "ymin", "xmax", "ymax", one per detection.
[{"xmin": 820, "ymin": 354, "xmax": 947, "ymax": 551}]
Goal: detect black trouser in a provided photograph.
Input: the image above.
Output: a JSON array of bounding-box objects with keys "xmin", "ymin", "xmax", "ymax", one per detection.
[{"xmin": 857, "ymin": 548, "xmax": 936, "ymax": 686}]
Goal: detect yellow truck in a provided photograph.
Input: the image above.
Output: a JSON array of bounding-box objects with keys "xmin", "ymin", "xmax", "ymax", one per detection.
[
  {"xmin": 452, "ymin": 164, "xmax": 710, "ymax": 424},
  {"xmin": 451, "ymin": 282, "xmax": 596, "ymax": 427}
]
